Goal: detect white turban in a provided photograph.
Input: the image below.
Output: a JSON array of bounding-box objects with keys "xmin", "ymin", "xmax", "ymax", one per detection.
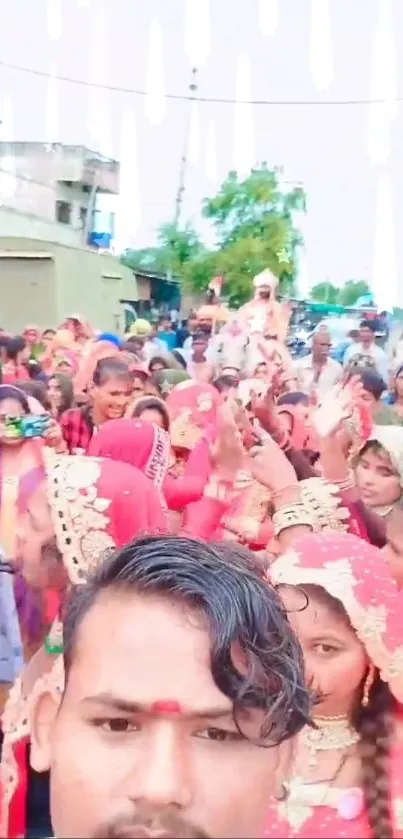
[{"xmin": 253, "ymin": 269, "xmax": 279, "ymax": 290}]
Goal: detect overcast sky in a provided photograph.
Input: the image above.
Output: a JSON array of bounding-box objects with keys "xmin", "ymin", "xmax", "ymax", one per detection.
[{"xmin": 0, "ymin": 0, "xmax": 402, "ymax": 303}]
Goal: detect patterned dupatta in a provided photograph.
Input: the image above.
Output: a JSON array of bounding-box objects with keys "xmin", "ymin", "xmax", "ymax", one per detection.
[
  {"xmin": 265, "ymin": 532, "xmax": 403, "ymax": 838},
  {"xmin": 1, "ymin": 451, "xmax": 168, "ymax": 838}
]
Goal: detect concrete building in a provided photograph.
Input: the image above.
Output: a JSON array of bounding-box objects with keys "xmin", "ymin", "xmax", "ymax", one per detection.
[
  {"xmin": 0, "ymin": 142, "xmax": 195, "ymax": 328},
  {"xmin": 0, "ymin": 142, "xmax": 139, "ymax": 331},
  {"xmin": 0, "ymin": 141, "xmax": 119, "ymax": 246},
  {"xmin": 0, "ymin": 236, "xmax": 138, "ymax": 333}
]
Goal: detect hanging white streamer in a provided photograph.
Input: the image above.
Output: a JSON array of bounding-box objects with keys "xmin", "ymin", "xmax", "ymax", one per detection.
[
  {"xmin": 184, "ymin": 0, "xmax": 211, "ymax": 67},
  {"xmin": 233, "ymin": 54, "xmax": 255, "ymax": 177},
  {"xmin": 0, "ymin": 96, "xmax": 16, "ymax": 201},
  {"xmin": 87, "ymin": 0, "xmax": 112, "ymax": 155},
  {"xmin": 114, "ymin": 109, "xmax": 141, "ymax": 253},
  {"xmin": 309, "ymin": 0, "xmax": 333, "ymax": 90},
  {"xmin": 371, "ymin": 171, "xmax": 396, "ymax": 312},
  {"xmin": 188, "ymin": 100, "xmax": 200, "ymax": 163},
  {"xmin": 205, "ymin": 119, "xmax": 217, "ymax": 185},
  {"xmin": 45, "ymin": 61, "xmax": 59, "ymax": 145},
  {"xmin": 46, "ymin": 0, "xmax": 62, "ymax": 40},
  {"xmin": 258, "ymin": 0, "xmax": 279, "ymax": 37},
  {"xmin": 368, "ymin": 0, "xmax": 397, "ymax": 166},
  {"xmin": 145, "ymin": 18, "xmax": 166, "ymax": 125}
]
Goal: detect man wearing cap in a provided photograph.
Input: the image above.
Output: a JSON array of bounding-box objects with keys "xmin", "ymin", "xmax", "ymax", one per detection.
[{"xmin": 238, "ymin": 269, "xmax": 289, "ymax": 342}]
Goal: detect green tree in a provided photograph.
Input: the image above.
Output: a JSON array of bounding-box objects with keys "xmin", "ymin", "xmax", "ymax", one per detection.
[
  {"xmin": 200, "ymin": 165, "xmax": 305, "ymax": 304},
  {"xmin": 121, "ymin": 222, "xmax": 206, "ymax": 278},
  {"xmin": 121, "ymin": 165, "xmax": 306, "ymax": 305},
  {"xmin": 310, "ymin": 282, "xmax": 340, "ymax": 304},
  {"xmin": 338, "ymin": 280, "xmax": 371, "ymax": 307},
  {"xmin": 310, "ymin": 279, "xmax": 372, "ymax": 307}
]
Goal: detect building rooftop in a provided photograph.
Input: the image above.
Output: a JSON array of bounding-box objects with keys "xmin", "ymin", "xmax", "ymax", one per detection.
[{"xmin": 0, "ymin": 141, "xmax": 119, "ymax": 166}]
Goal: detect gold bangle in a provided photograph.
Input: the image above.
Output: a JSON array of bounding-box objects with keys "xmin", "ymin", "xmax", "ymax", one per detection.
[
  {"xmin": 272, "ymin": 504, "xmax": 314, "ymax": 537},
  {"xmin": 331, "ymin": 470, "xmax": 356, "ymax": 492}
]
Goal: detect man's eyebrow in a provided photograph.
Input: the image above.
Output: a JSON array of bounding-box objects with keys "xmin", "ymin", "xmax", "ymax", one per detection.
[{"xmin": 80, "ymin": 693, "xmax": 234, "ymax": 720}]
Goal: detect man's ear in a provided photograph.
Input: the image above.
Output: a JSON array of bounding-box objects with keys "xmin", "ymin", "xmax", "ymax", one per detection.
[{"xmin": 30, "ymin": 689, "xmax": 61, "ymax": 773}]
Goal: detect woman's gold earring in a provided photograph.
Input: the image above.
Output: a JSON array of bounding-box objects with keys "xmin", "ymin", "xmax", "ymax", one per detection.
[{"xmin": 362, "ymin": 665, "xmax": 375, "ymax": 707}]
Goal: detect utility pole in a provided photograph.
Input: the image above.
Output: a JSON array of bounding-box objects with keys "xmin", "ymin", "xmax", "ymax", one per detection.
[{"xmin": 173, "ymin": 67, "xmax": 198, "ymax": 228}]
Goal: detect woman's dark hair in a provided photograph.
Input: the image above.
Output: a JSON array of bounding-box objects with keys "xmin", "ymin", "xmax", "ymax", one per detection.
[
  {"xmin": 121, "ymin": 340, "xmax": 143, "ymax": 356},
  {"xmin": 171, "ymin": 350, "xmax": 187, "ymax": 369},
  {"xmin": 277, "ymin": 391, "xmax": 309, "ymax": 408},
  {"xmin": 93, "ymin": 357, "xmax": 131, "ymax": 387},
  {"xmin": 389, "ymin": 363, "xmax": 403, "ymax": 403},
  {"xmin": 5, "ymin": 336, "xmax": 26, "ymax": 362},
  {"xmin": 26, "ymin": 359, "xmax": 44, "ymax": 380},
  {"xmin": 63, "ymin": 536, "xmax": 311, "ymax": 746},
  {"xmin": 358, "ymin": 440, "xmax": 397, "ymax": 476},
  {"xmin": 48, "ymin": 373, "xmax": 74, "ymax": 416},
  {"xmin": 357, "ymin": 369, "xmax": 386, "ymax": 401},
  {"xmin": 360, "ymin": 319, "xmax": 377, "ymax": 333},
  {"xmin": 148, "ymin": 356, "xmax": 169, "ymax": 373},
  {"xmin": 131, "ymin": 396, "xmax": 170, "ymax": 431},
  {"xmin": 0, "ymin": 385, "xmax": 30, "ymax": 413},
  {"xmin": 42, "ymin": 328, "xmax": 56, "ymax": 340},
  {"xmin": 297, "ymin": 584, "xmax": 393, "ymax": 839},
  {"xmin": 18, "ymin": 381, "xmax": 51, "ymax": 411},
  {"xmin": 213, "ymin": 374, "xmax": 239, "ymax": 393}
]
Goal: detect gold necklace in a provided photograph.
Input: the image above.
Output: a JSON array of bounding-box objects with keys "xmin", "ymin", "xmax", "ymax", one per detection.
[{"xmin": 301, "ymin": 715, "xmax": 360, "ymax": 768}]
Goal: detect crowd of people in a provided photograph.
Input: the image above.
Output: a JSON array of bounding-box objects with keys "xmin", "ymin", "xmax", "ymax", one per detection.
[{"xmin": 0, "ymin": 268, "xmax": 403, "ymax": 838}]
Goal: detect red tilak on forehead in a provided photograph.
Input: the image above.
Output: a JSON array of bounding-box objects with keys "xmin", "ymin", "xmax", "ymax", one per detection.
[{"xmin": 151, "ymin": 700, "xmax": 183, "ymax": 715}]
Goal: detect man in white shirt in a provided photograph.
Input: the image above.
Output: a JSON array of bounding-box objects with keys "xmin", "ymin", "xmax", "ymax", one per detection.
[
  {"xmin": 343, "ymin": 319, "xmax": 389, "ymax": 381},
  {"xmin": 294, "ymin": 327, "xmax": 342, "ymax": 399}
]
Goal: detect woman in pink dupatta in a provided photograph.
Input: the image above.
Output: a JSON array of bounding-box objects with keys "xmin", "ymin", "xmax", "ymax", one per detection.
[
  {"xmin": 88, "ymin": 417, "xmax": 239, "ymax": 542},
  {"xmin": 265, "ymin": 531, "xmax": 403, "ymax": 839}
]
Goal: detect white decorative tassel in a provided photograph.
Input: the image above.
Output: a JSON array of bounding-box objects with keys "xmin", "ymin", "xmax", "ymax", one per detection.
[
  {"xmin": 87, "ymin": 0, "xmax": 112, "ymax": 155},
  {"xmin": 0, "ymin": 96, "xmax": 16, "ymax": 200},
  {"xmin": 46, "ymin": 0, "xmax": 62, "ymax": 40},
  {"xmin": 258, "ymin": 0, "xmax": 279, "ymax": 37},
  {"xmin": 145, "ymin": 18, "xmax": 166, "ymax": 126},
  {"xmin": 205, "ymin": 119, "xmax": 217, "ymax": 185},
  {"xmin": 233, "ymin": 54, "xmax": 255, "ymax": 177},
  {"xmin": 184, "ymin": 0, "xmax": 211, "ymax": 67},
  {"xmin": 368, "ymin": 0, "xmax": 397, "ymax": 166},
  {"xmin": 309, "ymin": 0, "xmax": 333, "ymax": 90},
  {"xmin": 371, "ymin": 171, "xmax": 396, "ymax": 312},
  {"xmin": 114, "ymin": 109, "xmax": 140, "ymax": 253},
  {"xmin": 45, "ymin": 62, "xmax": 59, "ymax": 146}
]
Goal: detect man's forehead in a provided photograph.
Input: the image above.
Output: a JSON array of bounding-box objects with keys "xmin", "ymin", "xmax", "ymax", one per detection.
[{"xmin": 66, "ymin": 593, "xmax": 232, "ymax": 710}]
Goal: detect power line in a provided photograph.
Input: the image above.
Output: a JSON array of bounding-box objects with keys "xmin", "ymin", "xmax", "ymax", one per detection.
[
  {"xmin": 0, "ymin": 60, "xmax": 400, "ymax": 106},
  {"xmin": 0, "ymin": 163, "xmax": 305, "ymax": 194},
  {"xmin": 0, "ymin": 166, "xmax": 202, "ymax": 205}
]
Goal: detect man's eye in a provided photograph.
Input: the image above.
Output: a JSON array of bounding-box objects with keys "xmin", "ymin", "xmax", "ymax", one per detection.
[
  {"xmin": 96, "ymin": 719, "xmax": 140, "ymax": 733},
  {"xmin": 194, "ymin": 727, "xmax": 243, "ymax": 742}
]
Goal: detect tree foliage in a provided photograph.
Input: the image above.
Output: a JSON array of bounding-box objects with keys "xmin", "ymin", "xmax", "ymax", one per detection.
[
  {"xmin": 121, "ymin": 165, "xmax": 306, "ymax": 305},
  {"xmin": 121, "ymin": 222, "xmax": 207, "ymax": 278},
  {"xmin": 310, "ymin": 279, "xmax": 372, "ymax": 307}
]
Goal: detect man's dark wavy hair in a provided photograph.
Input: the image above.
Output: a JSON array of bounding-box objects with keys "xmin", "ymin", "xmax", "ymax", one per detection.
[{"xmin": 63, "ymin": 536, "xmax": 311, "ymax": 746}]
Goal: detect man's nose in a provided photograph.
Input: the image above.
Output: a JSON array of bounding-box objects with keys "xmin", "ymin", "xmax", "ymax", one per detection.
[{"xmin": 125, "ymin": 723, "xmax": 192, "ymax": 809}]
